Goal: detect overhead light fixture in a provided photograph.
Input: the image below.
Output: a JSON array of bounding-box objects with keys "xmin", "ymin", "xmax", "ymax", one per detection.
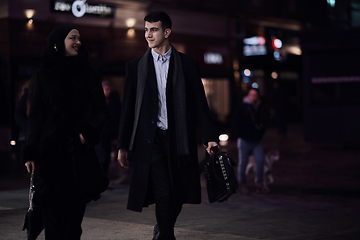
[
  {"xmin": 25, "ymin": 9, "xmax": 35, "ymax": 19},
  {"xmin": 126, "ymin": 18, "xmax": 136, "ymax": 28},
  {"xmin": 25, "ymin": 9, "xmax": 35, "ymax": 28}
]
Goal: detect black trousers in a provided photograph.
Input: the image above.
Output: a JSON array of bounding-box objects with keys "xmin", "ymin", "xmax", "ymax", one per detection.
[
  {"xmin": 150, "ymin": 128, "xmax": 182, "ymax": 240},
  {"xmin": 42, "ymin": 198, "xmax": 86, "ymax": 240}
]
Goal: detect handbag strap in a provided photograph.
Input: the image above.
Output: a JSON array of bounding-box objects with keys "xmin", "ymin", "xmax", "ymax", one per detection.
[{"xmin": 28, "ymin": 169, "xmax": 35, "ymax": 211}]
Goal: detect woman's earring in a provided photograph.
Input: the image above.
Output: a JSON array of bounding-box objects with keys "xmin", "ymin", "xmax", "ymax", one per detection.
[{"xmin": 54, "ymin": 44, "xmax": 57, "ymax": 52}]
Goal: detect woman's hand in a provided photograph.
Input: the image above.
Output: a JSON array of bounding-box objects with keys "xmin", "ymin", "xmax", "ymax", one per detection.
[
  {"xmin": 25, "ymin": 161, "xmax": 35, "ymax": 173},
  {"xmin": 79, "ymin": 133, "xmax": 86, "ymax": 144}
]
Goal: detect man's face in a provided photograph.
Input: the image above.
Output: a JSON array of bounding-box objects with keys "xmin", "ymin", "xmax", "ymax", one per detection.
[
  {"xmin": 144, "ymin": 21, "xmax": 170, "ymax": 49},
  {"xmin": 248, "ymin": 89, "xmax": 259, "ymax": 104}
]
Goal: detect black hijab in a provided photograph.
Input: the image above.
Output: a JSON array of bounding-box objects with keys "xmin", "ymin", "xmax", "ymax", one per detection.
[
  {"xmin": 47, "ymin": 25, "xmax": 76, "ymax": 57},
  {"xmin": 42, "ymin": 25, "xmax": 88, "ymax": 74},
  {"xmin": 41, "ymin": 25, "xmax": 90, "ymax": 122}
]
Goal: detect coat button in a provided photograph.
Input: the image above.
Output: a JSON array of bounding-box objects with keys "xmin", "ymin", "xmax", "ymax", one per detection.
[
  {"xmin": 147, "ymin": 139, "xmax": 151, "ymax": 143},
  {"xmin": 153, "ymin": 100, "xmax": 157, "ymax": 105},
  {"xmin": 151, "ymin": 119, "xmax": 155, "ymax": 124}
]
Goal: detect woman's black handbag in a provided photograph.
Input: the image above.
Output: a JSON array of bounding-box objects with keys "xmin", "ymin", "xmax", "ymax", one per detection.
[
  {"xmin": 204, "ymin": 147, "xmax": 238, "ymax": 203},
  {"xmin": 22, "ymin": 169, "xmax": 44, "ymax": 240}
]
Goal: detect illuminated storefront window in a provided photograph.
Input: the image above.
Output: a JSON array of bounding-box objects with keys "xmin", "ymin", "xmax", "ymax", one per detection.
[{"xmin": 201, "ymin": 78, "xmax": 230, "ymax": 123}]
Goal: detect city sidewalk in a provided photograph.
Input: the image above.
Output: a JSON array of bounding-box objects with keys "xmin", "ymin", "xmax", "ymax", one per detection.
[{"xmin": 1, "ymin": 124, "xmax": 360, "ymax": 239}]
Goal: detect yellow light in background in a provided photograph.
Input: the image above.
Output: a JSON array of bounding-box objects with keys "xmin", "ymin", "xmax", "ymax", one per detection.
[
  {"xmin": 27, "ymin": 19, "xmax": 34, "ymax": 29},
  {"xmin": 234, "ymin": 70, "xmax": 240, "ymax": 79},
  {"xmin": 287, "ymin": 46, "xmax": 302, "ymax": 55},
  {"xmin": 127, "ymin": 28, "xmax": 135, "ymax": 38},
  {"xmin": 25, "ymin": 9, "xmax": 35, "ymax": 19},
  {"xmin": 241, "ymin": 82, "xmax": 248, "ymax": 91},
  {"xmin": 233, "ymin": 60, "xmax": 239, "ymax": 70},
  {"xmin": 125, "ymin": 18, "xmax": 136, "ymax": 28},
  {"xmin": 10, "ymin": 140, "xmax": 16, "ymax": 146},
  {"xmin": 25, "ymin": 9, "xmax": 35, "ymax": 29}
]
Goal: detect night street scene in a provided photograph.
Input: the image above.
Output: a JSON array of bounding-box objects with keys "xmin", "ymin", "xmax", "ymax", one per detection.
[{"xmin": 1, "ymin": 0, "xmax": 360, "ymax": 239}]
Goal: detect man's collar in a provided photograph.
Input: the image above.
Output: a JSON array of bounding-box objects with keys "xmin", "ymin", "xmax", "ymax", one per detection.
[{"xmin": 151, "ymin": 47, "xmax": 172, "ymax": 62}]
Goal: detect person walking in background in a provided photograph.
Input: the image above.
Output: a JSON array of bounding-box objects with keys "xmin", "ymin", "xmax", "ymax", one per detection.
[
  {"xmin": 117, "ymin": 11, "xmax": 218, "ymax": 240},
  {"xmin": 232, "ymin": 87, "xmax": 269, "ymax": 194},
  {"xmin": 95, "ymin": 81, "xmax": 121, "ymax": 178},
  {"xmin": 22, "ymin": 25, "xmax": 109, "ymax": 240}
]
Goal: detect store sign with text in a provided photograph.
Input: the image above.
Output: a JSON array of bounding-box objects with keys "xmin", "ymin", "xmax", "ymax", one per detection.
[
  {"xmin": 204, "ymin": 52, "xmax": 224, "ymax": 65},
  {"xmin": 243, "ymin": 36, "xmax": 267, "ymax": 56},
  {"xmin": 52, "ymin": 1, "xmax": 114, "ymax": 18}
]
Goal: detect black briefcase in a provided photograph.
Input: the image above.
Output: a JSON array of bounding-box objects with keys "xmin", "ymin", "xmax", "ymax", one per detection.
[{"xmin": 204, "ymin": 147, "xmax": 238, "ymax": 203}]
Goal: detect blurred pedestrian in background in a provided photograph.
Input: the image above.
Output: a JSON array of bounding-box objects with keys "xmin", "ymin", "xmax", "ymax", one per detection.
[
  {"xmin": 14, "ymin": 75, "xmax": 35, "ymax": 150},
  {"xmin": 22, "ymin": 25, "xmax": 109, "ymax": 240},
  {"xmin": 95, "ymin": 81, "xmax": 121, "ymax": 178},
  {"xmin": 232, "ymin": 87, "xmax": 269, "ymax": 194}
]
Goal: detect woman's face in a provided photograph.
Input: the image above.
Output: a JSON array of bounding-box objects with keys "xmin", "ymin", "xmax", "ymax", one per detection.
[{"xmin": 64, "ymin": 29, "xmax": 81, "ymax": 57}]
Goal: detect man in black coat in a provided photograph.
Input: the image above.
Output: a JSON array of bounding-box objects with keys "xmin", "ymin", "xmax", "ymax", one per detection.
[{"xmin": 117, "ymin": 11, "xmax": 218, "ymax": 240}]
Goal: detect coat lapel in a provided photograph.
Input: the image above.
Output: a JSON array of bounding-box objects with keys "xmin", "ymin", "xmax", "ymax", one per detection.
[
  {"xmin": 148, "ymin": 55, "xmax": 158, "ymax": 94},
  {"xmin": 166, "ymin": 53, "xmax": 175, "ymax": 90},
  {"xmin": 171, "ymin": 47, "xmax": 189, "ymax": 155},
  {"xmin": 129, "ymin": 49, "xmax": 151, "ymax": 151},
  {"xmin": 129, "ymin": 47, "xmax": 189, "ymax": 155}
]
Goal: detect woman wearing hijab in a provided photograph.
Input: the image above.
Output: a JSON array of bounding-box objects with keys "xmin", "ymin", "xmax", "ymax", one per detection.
[{"xmin": 22, "ymin": 25, "xmax": 109, "ymax": 239}]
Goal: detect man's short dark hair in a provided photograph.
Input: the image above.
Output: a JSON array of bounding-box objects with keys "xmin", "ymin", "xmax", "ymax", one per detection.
[{"xmin": 144, "ymin": 11, "xmax": 172, "ymax": 31}]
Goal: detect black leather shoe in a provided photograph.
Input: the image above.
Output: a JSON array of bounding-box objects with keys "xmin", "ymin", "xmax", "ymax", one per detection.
[{"xmin": 152, "ymin": 224, "xmax": 160, "ymax": 240}]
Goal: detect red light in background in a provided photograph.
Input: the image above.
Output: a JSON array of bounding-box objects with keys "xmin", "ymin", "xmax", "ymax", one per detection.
[{"xmin": 257, "ymin": 36, "xmax": 266, "ymax": 46}]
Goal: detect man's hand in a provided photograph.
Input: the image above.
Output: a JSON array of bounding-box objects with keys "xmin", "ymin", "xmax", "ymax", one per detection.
[
  {"xmin": 25, "ymin": 161, "xmax": 35, "ymax": 173},
  {"xmin": 206, "ymin": 141, "xmax": 218, "ymax": 154},
  {"xmin": 118, "ymin": 148, "xmax": 130, "ymax": 168},
  {"xmin": 79, "ymin": 133, "xmax": 86, "ymax": 144}
]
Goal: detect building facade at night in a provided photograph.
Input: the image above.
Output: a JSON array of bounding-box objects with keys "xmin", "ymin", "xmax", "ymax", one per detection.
[{"xmin": 1, "ymin": 0, "xmax": 359, "ymax": 148}]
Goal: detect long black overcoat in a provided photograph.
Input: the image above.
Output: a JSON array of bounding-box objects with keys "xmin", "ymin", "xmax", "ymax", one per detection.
[
  {"xmin": 22, "ymin": 49, "xmax": 109, "ymax": 204},
  {"xmin": 117, "ymin": 48, "xmax": 217, "ymax": 212}
]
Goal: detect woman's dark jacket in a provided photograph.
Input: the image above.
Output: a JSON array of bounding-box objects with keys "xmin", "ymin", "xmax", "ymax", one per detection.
[
  {"xmin": 14, "ymin": 88, "xmax": 29, "ymax": 143},
  {"xmin": 22, "ymin": 48, "xmax": 109, "ymax": 204},
  {"xmin": 232, "ymin": 96, "xmax": 267, "ymax": 142}
]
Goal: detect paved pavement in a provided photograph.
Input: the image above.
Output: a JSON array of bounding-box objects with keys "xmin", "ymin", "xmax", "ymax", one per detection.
[{"xmin": 1, "ymin": 124, "xmax": 360, "ymax": 239}]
